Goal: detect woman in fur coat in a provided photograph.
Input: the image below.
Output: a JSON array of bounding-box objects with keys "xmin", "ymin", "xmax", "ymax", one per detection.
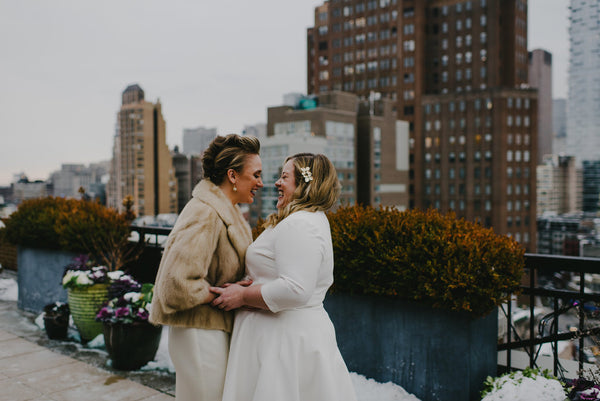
[{"xmin": 149, "ymin": 134, "xmax": 263, "ymax": 401}]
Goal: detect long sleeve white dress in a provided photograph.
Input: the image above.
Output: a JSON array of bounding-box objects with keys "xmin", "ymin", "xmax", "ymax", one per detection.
[{"xmin": 221, "ymin": 210, "xmax": 357, "ymax": 401}]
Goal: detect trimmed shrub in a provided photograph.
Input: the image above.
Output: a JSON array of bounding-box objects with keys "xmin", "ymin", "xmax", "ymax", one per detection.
[
  {"xmin": 326, "ymin": 205, "xmax": 525, "ymax": 317},
  {"xmin": 2, "ymin": 197, "xmax": 71, "ymax": 250},
  {"xmin": 2, "ymin": 197, "xmax": 136, "ymax": 270}
]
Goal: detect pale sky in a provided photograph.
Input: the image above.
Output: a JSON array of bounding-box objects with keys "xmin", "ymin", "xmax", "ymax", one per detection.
[{"xmin": 0, "ymin": 0, "xmax": 570, "ymax": 186}]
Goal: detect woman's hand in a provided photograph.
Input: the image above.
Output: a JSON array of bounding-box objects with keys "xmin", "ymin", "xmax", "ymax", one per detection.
[{"xmin": 210, "ymin": 284, "xmax": 246, "ymax": 311}]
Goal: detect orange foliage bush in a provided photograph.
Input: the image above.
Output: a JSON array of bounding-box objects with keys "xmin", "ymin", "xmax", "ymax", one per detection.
[{"xmin": 326, "ymin": 204, "xmax": 525, "ymax": 317}]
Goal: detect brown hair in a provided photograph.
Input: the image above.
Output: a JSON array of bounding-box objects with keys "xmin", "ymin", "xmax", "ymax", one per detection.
[
  {"xmin": 202, "ymin": 134, "xmax": 261, "ymax": 185},
  {"xmin": 264, "ymin": 153, "xmax": 341, "ymax": 228}
]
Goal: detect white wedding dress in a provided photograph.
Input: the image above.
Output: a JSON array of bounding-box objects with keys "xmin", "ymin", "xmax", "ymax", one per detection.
[{"xmin": 222, "ymin": 211, "xmax": 357, "ymax": 401}]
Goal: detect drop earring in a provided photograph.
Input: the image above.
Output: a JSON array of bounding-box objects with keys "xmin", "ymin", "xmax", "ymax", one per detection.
[{"xmin": 233, "ymin": 185, "xmax": 237, "ymax": 192}]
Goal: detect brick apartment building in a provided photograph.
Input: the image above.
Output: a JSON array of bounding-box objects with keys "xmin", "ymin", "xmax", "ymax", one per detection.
[{"xmin": 307, "ymin": 0, "xmax": 537, "ymax": 250}]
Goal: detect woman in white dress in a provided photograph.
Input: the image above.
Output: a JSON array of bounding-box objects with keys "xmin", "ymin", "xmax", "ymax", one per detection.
[{"xmin": 210, "ymin": 153, "xmax": 357, "ymax": 401}]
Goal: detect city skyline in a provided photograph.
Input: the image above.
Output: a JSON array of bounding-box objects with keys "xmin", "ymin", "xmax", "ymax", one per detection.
[{"xmin": 0, "ymin": 0, "xmax": 569, "ymax": 187}]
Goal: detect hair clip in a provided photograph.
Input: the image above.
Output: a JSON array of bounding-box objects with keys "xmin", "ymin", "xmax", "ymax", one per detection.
[{"xmin": 300, "ymin": 166, "xmax": 313, "ymax": 183}]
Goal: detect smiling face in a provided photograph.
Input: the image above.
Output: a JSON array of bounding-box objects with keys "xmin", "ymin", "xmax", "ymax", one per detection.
[
  {"xmin": 275, "ymin": 159, "xmax": 297, "ymax": 209},
  {"xmin": 232, "ymin": 153, "xmax": 263, "ymax": 204}
]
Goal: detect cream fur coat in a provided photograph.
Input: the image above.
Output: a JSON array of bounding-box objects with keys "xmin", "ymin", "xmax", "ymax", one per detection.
[{"xmin": 149, "ymin": 179, "xmax": 252, "ymax": 333}]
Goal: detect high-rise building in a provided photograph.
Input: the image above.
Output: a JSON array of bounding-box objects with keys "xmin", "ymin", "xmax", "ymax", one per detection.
[
  {"xmin": 252, "ymin": 91, "xmax": 409, "ymax": 225},
  {"xmin": 567, "ymin": 0, "xmax": 600, "ymax": 164},
  {"xmin": 308, "ymin": 0, "xmax": 537, "ymax": 250},
  {"xmin": 182, "ymin": 126, "xmax": 217, "ymax": 156},
  {"xmin": 171, "ymin": 146, "xmax": 203, "ymax": 213},
  {"xmin": 582, "ymin": 160, "xmax": 600, "ymax": 213},
  {"xmin": 107, "ymin": 84, "xmax": 178, "ymax": 217},
  {"xmin": 536, "ymin": 155, "xmax": 581, "ymax": 215},
  {"xmin": 552, "ymin": 98, "xmax": 567, "ymax": 155},
  {"xmin": 528, "ymin": 49, "xmax": 553, "ymax": 163}
]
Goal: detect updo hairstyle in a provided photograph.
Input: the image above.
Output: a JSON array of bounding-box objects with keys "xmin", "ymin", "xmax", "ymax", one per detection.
[{"xmin": 202, "ymin": 134, "xmax": 261, "ymax": 185}]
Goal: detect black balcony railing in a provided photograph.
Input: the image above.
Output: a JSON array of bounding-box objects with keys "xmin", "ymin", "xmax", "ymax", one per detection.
[{"xmin": 500, "ymin": 253, "xmax": 600, "ymax": 379}]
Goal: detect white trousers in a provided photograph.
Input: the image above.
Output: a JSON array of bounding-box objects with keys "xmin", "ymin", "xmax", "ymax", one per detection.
[{"xmin": 168, "ymin": 326, "xmax": 230, "ymax": 401}]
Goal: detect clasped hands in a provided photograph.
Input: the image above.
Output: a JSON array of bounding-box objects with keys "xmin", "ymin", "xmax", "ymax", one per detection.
[{"xmin": 209, "ymin": 278, "xmax": 252, "ymax": 312}]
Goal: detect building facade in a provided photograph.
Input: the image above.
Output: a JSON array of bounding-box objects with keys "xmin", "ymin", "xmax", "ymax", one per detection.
[
  {"xmin": 567, "ymin": 0, "xmax": 600, "ymax": 165},
  {"xmin": 253, "ymin": 91, "xmax": 409, "ymax": 225},
  {"xmin": 182, "ymin": 126, "xmax": 217, "ymax": 156},
  {"xmin": 107, "ymin": 84, "xmax": 178, "ymax": 216},
  {"xmin": 582, "ymin": 160, "xmax": 600, "ymax": 213},
  {"xmin": 49, "ymin": 162, "xmax": 108, "ymax": 202},
  {"xmin": 171, "ymin": 146, "xmax": 204, "ymax": 213},
  {"xmin": 536, "ymin": 154, "xmax": 581, "ymax": 216},
  {"xmin": 552, "ymin": 98, "xmax": 567, "ymax": 155},
  {"xmin": 307, "ymin": 0, "xmax": 537, "ymax": 250},
  {"xmin": 528, "ymin": 49, "xmax": 553, "ymax": 163}
]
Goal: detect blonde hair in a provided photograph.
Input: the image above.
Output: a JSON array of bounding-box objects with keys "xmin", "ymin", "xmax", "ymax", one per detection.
[
  {"xmin": 202, "ymin": 134, "xmax": 260, "ymax": 185},
  {"xmin": 264, "ymin": 153, "xmax": 341, "ymax": 228}
]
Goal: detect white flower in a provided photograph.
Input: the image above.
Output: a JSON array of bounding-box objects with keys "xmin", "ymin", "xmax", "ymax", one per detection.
[
  {"xmin": 75, "ymin": 274, "xmax": 94, "ymax": 286},
  {"xmin": 62, "ymin": 271, "xmax": 75, "ymax": 285},
  {"xmin": 123, "ymin": 292, "xmax": 142, "ymax": 303},
  {"xmin": 107, "ymin": 271, "xmax": 125, "ymax": 280}
]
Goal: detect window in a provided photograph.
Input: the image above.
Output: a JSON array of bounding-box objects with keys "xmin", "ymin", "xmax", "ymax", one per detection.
[{"xmin": 403, "ymin": 40, "xmax": 415, "ymax": 52}]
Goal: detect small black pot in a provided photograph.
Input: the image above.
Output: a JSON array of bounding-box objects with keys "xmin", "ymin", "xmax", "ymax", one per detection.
[
  {"xmin": 42, "ymin": 303, "xmax": 70, "ymax": 340},
  {"xmin": 43, "ymin": 315, "xmax": 69, "ymax": 340},
  {"xmin": 103, "ymin": 321, "xmax": 162, "ymax": 370}
]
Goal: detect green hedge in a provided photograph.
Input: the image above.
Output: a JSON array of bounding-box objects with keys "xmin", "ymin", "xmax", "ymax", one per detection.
[{"xmin": 326, "ymin": 205, "xmax": 524, "ymax": 317}]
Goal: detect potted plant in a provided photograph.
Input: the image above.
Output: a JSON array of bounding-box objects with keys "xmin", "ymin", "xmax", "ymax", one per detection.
[
  {"xmin": 42, "ymin": 302, "xmax": 70, "ymax": 340},
  {"xmin": 1, "ymin": 196, "xmax": 140, "ymax": 313},
  {"xmin": 62, "ymin": 254, "xmax": 127, "ymax": 343},
  {"xmin": 96, "ymin": 276, "xmax": 161, "ymax": 371},
  {"xmin": 323, "ymin": 204, "xmax": 526, "ymax": 401}
]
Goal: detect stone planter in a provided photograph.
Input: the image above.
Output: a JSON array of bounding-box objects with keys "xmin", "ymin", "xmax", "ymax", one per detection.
[
  {"xmin": 103, "ymin": 321, "xmax": 162, "ymax": 370},
  {"xmin": 68, "ymin": 284, "xmax": 109, "ymax": 343},
  {"xmin": 324, "ymin": 293, "xmax": 497, "ymax": 401},
  {"xmin": 17, "ymin": 247, "xmax": 76, "ymax": 313}
]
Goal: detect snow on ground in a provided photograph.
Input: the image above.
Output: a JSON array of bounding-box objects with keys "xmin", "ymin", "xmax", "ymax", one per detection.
[
  {"xmin": 0, "ymin": 278, "xmax": 18, "ymax": 301},
  {"xmin": 481, "ymin": 370, "xmax": 567, "ymax": 401}
]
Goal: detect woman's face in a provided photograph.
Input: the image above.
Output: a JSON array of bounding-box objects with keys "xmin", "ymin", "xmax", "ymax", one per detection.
[
  {"xmin": 233, "ymin": 154, "xmax": 263, "ymax": 204},
  {"xmin": 275, "ymin": 159, "xmax": 297, "ymax": 209}
]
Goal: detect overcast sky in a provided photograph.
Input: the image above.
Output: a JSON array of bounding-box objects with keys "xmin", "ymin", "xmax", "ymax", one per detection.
[{"xmin": 0, "ymin": 0, "xmax": 569, "ymax": 186}]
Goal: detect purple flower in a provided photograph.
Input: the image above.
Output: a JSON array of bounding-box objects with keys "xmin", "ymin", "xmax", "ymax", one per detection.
[
  {"xmin": 136, "ymin": 309, "xmax": 149, "ymax": 320},
  {"xmin": 96, "ymin": 306, "xmax": 114, "ymax": 321},
  {"xmin": 115, "ymin": 307, "xmax": 131, "ymax": 318}
]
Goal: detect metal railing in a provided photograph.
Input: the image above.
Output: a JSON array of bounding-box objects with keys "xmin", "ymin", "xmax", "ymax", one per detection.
[
  {"xmin": 126, "ymin": 227, "xmax": 600, "ymax": 379},
  {"xmin": 499, "ymin": 253, "xmax": 600, "ymax": 378}
]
